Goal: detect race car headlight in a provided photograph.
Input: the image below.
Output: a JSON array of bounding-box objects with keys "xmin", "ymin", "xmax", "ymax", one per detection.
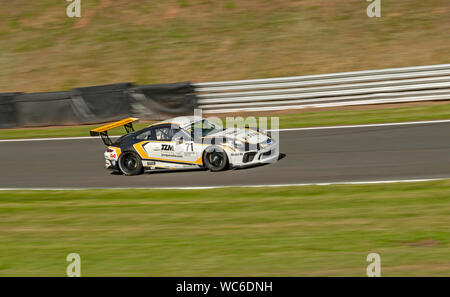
[{"xmin": 223, "ymin": 139, "xmax": 246, "ymax": 151}]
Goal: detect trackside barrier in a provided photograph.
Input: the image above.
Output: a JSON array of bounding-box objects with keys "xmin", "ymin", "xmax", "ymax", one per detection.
[
  {"xmin": 193, "ymin": 64, "xmax": 450, "ymax": 113},
  {"xmin": 0, "ymin": 82, "xmax": 196, "ymax": 128}
]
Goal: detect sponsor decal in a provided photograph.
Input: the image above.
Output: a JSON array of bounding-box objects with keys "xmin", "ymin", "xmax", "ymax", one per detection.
[
  {"xmin": 161, "ymin": 144, "xmax": 174, "ymax": 151},
  {"xmin": 162, "ymin": 153, "xmax": 183, "ymax": 158}
]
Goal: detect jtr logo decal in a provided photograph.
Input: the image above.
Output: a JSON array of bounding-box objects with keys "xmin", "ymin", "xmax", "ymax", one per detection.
[{"xmin": 161, "ymin": 144, "xmax": 174, "ymax": 151}]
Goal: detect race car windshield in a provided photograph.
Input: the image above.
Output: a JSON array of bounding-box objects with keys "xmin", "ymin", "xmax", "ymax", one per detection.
[{"xmin": 188, "ymin": 119, "xmax": 223, "ymax": 137}]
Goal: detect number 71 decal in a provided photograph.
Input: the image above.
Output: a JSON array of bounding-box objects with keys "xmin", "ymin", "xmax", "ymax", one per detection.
[{"xmin": 185, "ymin": 142, "xmax": 194, "ymax": 152}]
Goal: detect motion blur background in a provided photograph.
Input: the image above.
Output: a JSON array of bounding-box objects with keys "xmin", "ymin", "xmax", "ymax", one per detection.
[
  {"xmin": 0, "ymin": 0, "xmax": 449, "ymax": 277},
  {"xmin": 1, "ymin": 0, "xmax": 449, "ymax": 92}
]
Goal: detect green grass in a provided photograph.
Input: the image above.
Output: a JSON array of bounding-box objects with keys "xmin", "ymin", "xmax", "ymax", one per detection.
[
  {"xmin": 0, "ymin": 122, "xmax": 153, "ymax": 140},
  {"xmin": 1, "ymin": 103, "xmax": 450, "ymax": 139},
  {"xmin": 0, "ymin": 180, "xmax": 449, "ymax": 276},
  {"xmin": 0, "ymin": 0, "xmax": 448, "ymax": 93},
  {"xmin": 278, "ymin": 102, "xmax": 450, "ymax": 128}
]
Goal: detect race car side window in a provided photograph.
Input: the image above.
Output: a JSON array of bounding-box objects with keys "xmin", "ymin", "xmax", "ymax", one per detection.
[
  {"xmin": 155, "ymin": 127, "xmax": 172, "ymax": 141},
  {"xmin": 135, "ymin": 128, "xmax": 153, "ymax": 140},
  {"xmin": 173, "ymin": 129, "xmax": 192, "ymax": 142},
  {"xmin": 146, "ymin": 124, "xmax": 184, "ymax": 142}
]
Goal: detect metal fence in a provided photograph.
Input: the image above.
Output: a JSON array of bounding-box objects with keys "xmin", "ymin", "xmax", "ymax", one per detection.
[{"xmin": 194, "ymin": 64, "xmax": 450, "ymax": 113}]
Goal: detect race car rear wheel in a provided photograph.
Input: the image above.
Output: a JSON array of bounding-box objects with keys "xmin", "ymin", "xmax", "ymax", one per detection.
[
  {"xmin": 118, "ymin": 152, "xmax": 143, "ymax": 176},
  {"xmin": 204, "ymin": 147, "xmax": 228, "ymax": 172}
]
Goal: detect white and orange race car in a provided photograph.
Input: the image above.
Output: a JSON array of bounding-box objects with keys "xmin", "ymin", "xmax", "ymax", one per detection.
[{"xmin": 90, "ymin": 116, "xmax": 279, "ymax": 175}]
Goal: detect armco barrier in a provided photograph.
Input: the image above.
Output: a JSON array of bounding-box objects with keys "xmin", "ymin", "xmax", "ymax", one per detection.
[
  {"xmin": 2, "ymin": 64, "xmax": 450, "ymax": 128},
  {"xmin": 193, "ymin": 64, "xmax": 450, "ymax": 113}
]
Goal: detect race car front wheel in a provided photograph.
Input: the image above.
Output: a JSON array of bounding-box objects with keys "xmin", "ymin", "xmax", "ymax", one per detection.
[
  {"xmin": 118, "ymin": 152, "xmax": 143, "ymax": 176},
  {"xmin": 204, "ymin": 147, "xmax": 228, "ymax": 172}
]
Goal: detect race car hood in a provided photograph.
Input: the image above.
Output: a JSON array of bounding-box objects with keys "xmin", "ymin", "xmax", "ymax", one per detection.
[{"xmin": 208, "ymin": 128, "xmax": 270, "ymax": 144}]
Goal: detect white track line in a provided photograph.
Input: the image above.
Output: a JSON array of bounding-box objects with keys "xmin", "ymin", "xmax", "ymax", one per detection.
[
  {"xmin": 0, "ymin": 178, "xmax": 446, "ymax": 190},
  {"xmin": 1, "ymin": 119, "xmax": 449, "ymax": 142},
  {"xmin": 0, "ymin": 135, "xmax": 119, "ymax": 142},
  {"xmin": 274, "ymin": 119, "xmax": 450, "ymax": 132}
]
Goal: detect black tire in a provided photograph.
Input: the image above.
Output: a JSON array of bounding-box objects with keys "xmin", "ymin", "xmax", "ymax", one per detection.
[
  {"xmin": 118, "ymin": 152, "xmax": 143, "ymax": 176},
  {"xmin": 204, "ymin": 146, "xmax": 228, "ymax": 172}
]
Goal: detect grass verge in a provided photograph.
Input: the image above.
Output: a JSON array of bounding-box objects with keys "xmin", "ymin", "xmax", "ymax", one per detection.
[
  {"xmin": 0, "ymin": 180, "xmax": 449, "ymax": 276},
  {"xmin": 1, "ymin": 103, "xmax": 450, "ymax": 139},
  {"xmin": 1, "ymin": 1, "xmax": 449, "ymax": 92}
]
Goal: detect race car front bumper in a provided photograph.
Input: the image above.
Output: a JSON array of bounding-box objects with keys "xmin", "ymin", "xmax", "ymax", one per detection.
[{"xmin": 229, "ymin": 144, "xmax": 279, "ymax": 168}]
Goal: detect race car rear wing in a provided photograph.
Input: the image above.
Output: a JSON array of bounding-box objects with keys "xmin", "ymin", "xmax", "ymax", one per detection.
[{"xmin": 90, "ymin": 117, "xmax": 139, "ymax": 146}]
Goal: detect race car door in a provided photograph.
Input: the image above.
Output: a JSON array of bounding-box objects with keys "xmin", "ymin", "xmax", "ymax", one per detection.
[{"xmin": 142, "ymin": 124, "xmax": 201, "ymax": 164}]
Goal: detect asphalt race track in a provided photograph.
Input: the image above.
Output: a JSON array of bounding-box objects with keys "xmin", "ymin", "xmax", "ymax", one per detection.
[{"xmin": 1, "ymin": 121, "xmax": 450, "ymax": 188}]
